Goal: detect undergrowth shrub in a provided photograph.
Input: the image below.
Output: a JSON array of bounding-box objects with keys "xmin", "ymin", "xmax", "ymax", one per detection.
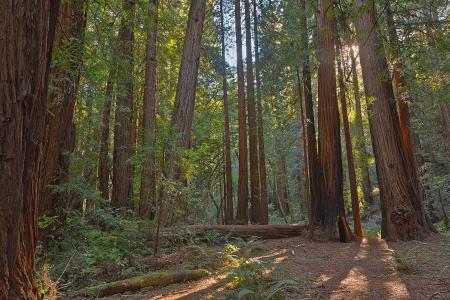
[{"xmin": 37, "ymin": 208, "xmax": 154, "ymax": 291}]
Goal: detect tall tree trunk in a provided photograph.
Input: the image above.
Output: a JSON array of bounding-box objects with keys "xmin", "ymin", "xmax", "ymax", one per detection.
[
  {"xmin": 336, "ymin": 39, "xmax": 362, "ymax": 238},
  {"xmin": 353, "ymin": 0, "xmax": 427, "ymax": 240},
  {"xmin": 386, "ymin": 3, "xmax": 434, "ymax": 232},
  {"xmin": 350, "ymin": 48, "xmax": 374, "ymax": 205},
  {"xmin": 299, "ymin": 0, "xmax": 320, "ymax": 235},
  {"xmin": 296, "ymin": 69, "xmax": 311, "ymax": 224},
  {"xmin": 167, "ymin": 0, "xmax": 206, "ymax": 180},
  {"xmin": 0, "ymin": 0, "xmax": 60, "ymax": 298},
  {"xmin": 252, "ymin": 0, "xmax": 269, "ymax": 225},
  {"xmin": 243, "ymin": 0, "xmax": 261, "ymax": 224},
  {"xmin": 220, "ymin": 0, "xmax": 234, "ymax": 225},
  {"xmin": 442, "ymin": 105, "xmax": 450, "ymax": 157},
  {"xmin": 140, "ymin": 0, "xmax": 159, "ymax": 219},
  {"xmin": 98, "ymin": 67, "xmax": 115, "ymax": 200},
  {"xmin": 317, "ymin": 0, "xmax": 353, "ymax": 242},
  {"xmin": 112, "ymin": 0, "xmax": 136, "ymax": 209},
  {"xmin": 38, "ymin": 0, "xmax": 87, "ymax": 219},
  {"xmin": 234, "ymin": 0, "xmax": 249, "ymax": 225}
]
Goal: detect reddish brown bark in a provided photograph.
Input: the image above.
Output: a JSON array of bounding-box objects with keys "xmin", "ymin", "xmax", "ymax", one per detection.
[
  {"xmin": 234, "ymin": 0, "xmax": 249, "ymax": 224},
  {"xmin": 299, "ymin": 0, "xmax": 320, "ymax": 234},
  {"xmin": 317, "ymin": 0, "xmax": 353, "ymax": 242},
  {"xmin": 140, "ymin": 0, "xmax": 159, "ymax": 219},
  {"xmin": 336, "ymin": 39, "xmax": 362, "ymax": 238},
  {"xmin": 386, "ymin": 4, "xmax": 435, "ymax": 232},
  {"xmin": 220, "ymin": 0, "xmax": 234, "ymax": 225},
  {"xmin": 252, "ymin": 0, "xmax": 269, "ymax": 225},
  {"xmin": 39, "ymin": 0, "xmax": 87, "ymax": 219},
  {"xmin": 0, "ymin": 0, "xmax": 60, "ymax": 298},
  {"xmin": 349, "ymin": 48, "xmax": 374, "ymax": 205},
  {"xmin": 98, "ymin": 68, "xmax": 115, "ymax": 200},
  {"xmin": 441, "ymin": 105, "xmax": 450, "ymax": 156},
  {"xmin": 167, "ymin": 0, "xmax": 206, "ymax": 179},
  {"xmin": 353, "ymin": 0, "xmax": 426, "ymax": 240},
  {"xmin": 243, "ymin": 0, "xmax": 261, "ymax": 224},
  {"xmin": 112, "ymin": 0, "xmax": 136, "ymax": 208}
]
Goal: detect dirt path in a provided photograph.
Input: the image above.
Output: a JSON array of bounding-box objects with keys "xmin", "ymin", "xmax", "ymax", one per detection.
[{"xmin": 105, "ymin": 235, "xmax": 450, "ymax": 299}]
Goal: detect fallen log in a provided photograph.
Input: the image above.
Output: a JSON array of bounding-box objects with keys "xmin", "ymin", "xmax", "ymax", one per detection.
[
  {"xmin": 73, "ymin": 269, "xmax": 209, "ymax": 298},
  {"xmin": 163, "ymin": 224, "xmax": 306, "ymax": 240}
]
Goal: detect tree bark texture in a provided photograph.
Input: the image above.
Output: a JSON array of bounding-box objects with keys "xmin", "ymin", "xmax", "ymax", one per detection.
[
  {"xmin": 38, "ymin": 0, "xmax": 87, "ymax": 219},
  {"xmin": 0, "ymin": 0, "xmax": 60, "ymax": 298},
  {"xmin": 168, "ymin": 0, "xmax": 206, "ymax": 179},
  {"xmin": 317, "ymin": 0, "xmax": 353, "ymax": 242},
  {"xmin": 350, "ymin": 48, "xmax": 374, "ymax": 205},
  {"xmin": 336, "ymin": 39, "xmax": 362, "ymax": 238},
  {"xmin": 386, "ymin": 3, "xmax": 435, "ymax": 233},
  {"xmin": 353, "ymin": 0, "xmax": 426, "ymax": 240},
  {"xmin": 220, "ymin": 0, "xmax": 234, "ymax": 225},
  {"xmin": 235, "ymin": 0, "xmax": 249, "ymax": 225},
  {"xmin": 243, "ymin": 0, "xmax": 261, "ymax": 225},
  {"xmin": 140, "ymin": 0, "xmax": 159, "ymax": 219},
  {"xmin": 112, "ymin": 0, "xmax": 136, "ymax": 209},
  {"xmin": 299, "ymin": 0, "xmax": 321, "ymax": 233},
  {"xmin": 252, "ymin": 0, "xmax": 269, "ymax": 225}
]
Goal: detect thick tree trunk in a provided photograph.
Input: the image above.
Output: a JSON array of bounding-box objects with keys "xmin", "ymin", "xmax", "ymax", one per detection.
[
  {"xmin": 234, "ymin": 0, "xmax": 249, "ymax": 225},
  {"xmin": 336, "ymin": 39, "xmax": 362, "ymax": 238},
  {"xmin": 349, "ymin": 48, "xmax": 374, "ymax": 205},
  {"xmin": 220, "ymin": 0, "xmax": 234, "ymax": 225},
  {"xmin": 243, "ymin": 0, "xmax": 261, "ymax": 224},
  {"xmin": 167, "ymin": 0, "xmax": 206, "ymax": 179},
  {"xmin": 98, "ymin": 68, "xmax": 115, "ymax": 200},
  {"xmin": 38, "ymin": 0, "xmax": 87, "ymax": 219},
  {"xmin": 353, "ymin": 0, "xmax": 427, "ymax": 240},
  {"xmin": 299, "ymin": 0, "xmax": 320, "ymax": 235},
  {"xmin": 252, "ymin": 0, "xmax": 269, "ymax": 225},
  {"xmin": 112, "ymin": 0, "xmax": 136, "ymax": 209},
  {"xmin": 442, "ymin": 105, "xmax": 450, "ymax": 157},
  {"xmin": 0, "ymin": 0, "xmax": 60, "ymax": 298},
  {"xmin": 317, "ymin": 0, "xmax": 353, "ymax": 242},
  {"xmin": 386, "ymin": 3, "xmax": 435, "ymax": 233},
  {"xmin": 140, "ymin": 0, "xmax": 159, "ymax": 219}
]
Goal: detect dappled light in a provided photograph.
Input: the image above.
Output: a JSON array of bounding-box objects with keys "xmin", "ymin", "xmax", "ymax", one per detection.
[{"xmin": 1, "ymin": 0, "xmax": 449, "ymax": 299}]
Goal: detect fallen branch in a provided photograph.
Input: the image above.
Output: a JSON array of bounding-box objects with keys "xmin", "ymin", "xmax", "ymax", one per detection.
[
  {"xmin": 73, "ymin": 269, "xmax": 209, "ymax": 298},
  {"xmin": 163, "ymin": 224, "xmax": 306, "ymax": 240}
]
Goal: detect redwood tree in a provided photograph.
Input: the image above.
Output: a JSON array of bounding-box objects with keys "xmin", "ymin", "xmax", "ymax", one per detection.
[
  {"xmin": 252, "ymin": 0, "xmax": 269, "ymax": 225},
  {"xmin": 112, "ymin": 0, "xmax": 136, "ymax": 208},
  {"xmin": 243, "ymin": 0, "xmax": 261, "ymax": 224},
  {"xmin": 235, "ymin": 0, "xmax": 250, "ymax": 224},
  {"xmin": 140, "ymin": 0, "xmax": 159, "ymax": 219},
  {"xmin": 353, "ymin": 0, "xmax": 428, "ymax": 240},
  {"xmin": 39, "ymin": 0, "xmax": 87, "ymax": 218},
  {"xmin": 317, "ymin": 0, "xmax": 353, "ymax": 241},
  {"xmin": 167, "ymin": 0, "xmax": 206, "ymax": 179},
  {"xmin": 0, "ymin": 0, "xmax": 59, "ymax": 297},
  {"xmin": 336, "ymin": 38, "xmax": 362, "ymax": 238},
  {"xmin": 349, "ymin": 48, "xmax": 374, "ymax": 205},
  {"xmin": 220, "ymin": 0, "xmax": 234, "ymax": 225},
  {"xmin": 299, "ymin": 0, "xmax": 320, "ymax": 232}
]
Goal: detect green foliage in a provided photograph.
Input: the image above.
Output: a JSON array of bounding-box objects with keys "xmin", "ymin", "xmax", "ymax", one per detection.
[{"xmin": 37, "ymin": 208, "xmax": 154, "ymax": 291}]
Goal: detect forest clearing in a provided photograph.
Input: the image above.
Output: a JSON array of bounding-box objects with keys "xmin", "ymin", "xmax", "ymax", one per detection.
[{"xmin": 1, "ymin": 0, "xmax": 449, "ymax": 299}]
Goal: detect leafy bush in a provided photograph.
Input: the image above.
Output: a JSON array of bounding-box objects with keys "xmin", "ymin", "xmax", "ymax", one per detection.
[{"xmin": 37, "ymin": 208, "xmax": 154, "ymax": 291}]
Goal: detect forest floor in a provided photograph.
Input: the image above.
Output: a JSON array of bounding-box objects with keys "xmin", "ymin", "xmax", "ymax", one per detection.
[{"xmin": 100, "ymin": 234, "xmax": 450, "ymax": 300}]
